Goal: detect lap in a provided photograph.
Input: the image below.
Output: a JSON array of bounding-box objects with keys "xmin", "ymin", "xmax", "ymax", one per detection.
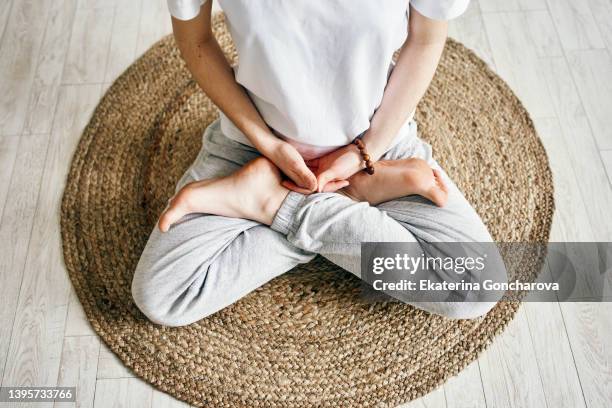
[
  {"xmin": 174, "ymin": 119, "xmax": 491, "ymax": 245},
  {"xmin": 133, "ymin": 121, "xmax": 498, "ymax": 323}
]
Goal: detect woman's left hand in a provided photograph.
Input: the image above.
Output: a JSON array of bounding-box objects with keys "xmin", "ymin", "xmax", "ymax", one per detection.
[{"xmin": 282, "ymin": 144, "xmax": 364, "ymax": 193}]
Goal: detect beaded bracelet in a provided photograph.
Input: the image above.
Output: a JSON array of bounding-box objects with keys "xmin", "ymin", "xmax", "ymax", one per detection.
[{"xmin": 353, "ymin": 138, "xmax": 375, "ymax": 175}]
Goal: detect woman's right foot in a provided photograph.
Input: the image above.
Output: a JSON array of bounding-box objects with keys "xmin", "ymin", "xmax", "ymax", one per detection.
[
  {"xmin": 158, "ymin": 157, "xmax": 290, "ymax": 232},
  {"xmin": 341, "ymin": 158, "xmax": 449, "ymax": 207}
]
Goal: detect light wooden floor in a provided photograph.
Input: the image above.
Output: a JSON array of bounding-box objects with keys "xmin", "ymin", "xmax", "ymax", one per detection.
[{"xmin": 0, "ymin": 0, "xmax": 611, "ymax": 407}]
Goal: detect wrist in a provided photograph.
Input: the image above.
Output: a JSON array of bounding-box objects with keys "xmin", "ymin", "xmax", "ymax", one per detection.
[
  {"xmin": 361, "ymin": 131, "xmax": 387, "ymax": 161},
  {"xmin": 348, "ymin": 143, "xmax": 366, "ymax": 171},
  {"xmin": 352, "ymin": 138, "xmax": 376, "ymax": 175},
  {"xmin": 252, "ymin": 131, "xmax": 282, "ymax": 155}
]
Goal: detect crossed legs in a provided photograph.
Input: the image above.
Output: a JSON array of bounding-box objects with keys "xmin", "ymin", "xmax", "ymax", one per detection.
[
  {"xmin": 158, "ymin": 154, "xmax": 449, "ymax": 232},
  {"xmin": 132, "ymin": 121, "xmax": 506, "ymax": 326}
]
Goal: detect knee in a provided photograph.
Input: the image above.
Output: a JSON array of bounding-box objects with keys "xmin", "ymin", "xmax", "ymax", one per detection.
[
  {"xmin": 131, "ymin": 270, "xmax": 177, "ymax": 327},
  {"xmin": 131, "ymin": 261, "xmax": 194, "ymax": 327}
]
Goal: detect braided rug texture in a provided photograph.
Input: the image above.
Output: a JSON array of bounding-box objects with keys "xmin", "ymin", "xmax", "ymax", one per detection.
[{"xmin": 60, "ymin": 13, "xmax": 554, "ymax": 408}]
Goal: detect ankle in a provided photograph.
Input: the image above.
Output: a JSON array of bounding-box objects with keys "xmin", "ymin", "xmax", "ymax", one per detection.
[
  {"xmin": 337, "ymin": 187, "xmax": 364, "ymax": 203},
  {"xmin": 259, "ymin": 184, "xmax": 290, "ymax": 225}
]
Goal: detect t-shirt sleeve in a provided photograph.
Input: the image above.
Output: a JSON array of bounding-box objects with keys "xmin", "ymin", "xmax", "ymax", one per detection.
[
  {"xmin": 167, "ymin": 0, "xmax": 206, "ymax": 20},
  {"xmin": 409, "ymin": 0, "xmax": 470, "ymax": 20}
]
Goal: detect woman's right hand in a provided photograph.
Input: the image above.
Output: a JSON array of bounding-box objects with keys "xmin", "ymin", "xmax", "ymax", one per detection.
[{"xmin": 263, "ymin": 139, "xmax": 318, "ymax": 193}]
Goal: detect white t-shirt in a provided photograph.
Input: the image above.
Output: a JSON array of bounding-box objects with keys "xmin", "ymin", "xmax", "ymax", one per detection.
[{"xmin": 167, "ymin": 0, "xmax": 469, "ymax": 159}]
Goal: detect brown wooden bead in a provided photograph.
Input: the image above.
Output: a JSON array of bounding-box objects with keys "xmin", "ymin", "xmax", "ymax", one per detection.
[{"xmin": 353, "ymin": 138, "xmax": 375, "ymax": 175}]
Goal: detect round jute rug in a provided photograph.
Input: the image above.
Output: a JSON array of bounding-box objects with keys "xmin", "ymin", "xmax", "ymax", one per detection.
[{"xmin": 60, "ymin": 13, "xmax": 554, "ymax": 408}]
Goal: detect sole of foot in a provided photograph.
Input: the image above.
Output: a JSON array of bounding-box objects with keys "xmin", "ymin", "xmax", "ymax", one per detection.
[
  {"xmin": 342, "ymin": 158, "xmax": 449, "ymax": 207},
  {"xmin": 158, "ymin": 157, "xmax": 289, "ymax": 232}
]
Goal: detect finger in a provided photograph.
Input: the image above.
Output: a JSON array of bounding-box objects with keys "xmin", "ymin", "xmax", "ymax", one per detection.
[
  {"xmin": 281, "ymin": 180, "xmax": 314, "ymax": 194},
  {"xmin": 322, "ymin": 179, "xmax": 350, "ymax": 193},
  {"xmin": 316, "ymin": 169, "xmax": 337, "ymax": 193},
  {"xmin": 291, "ymin": 166, "xmax": 317, "ymax": 191}
]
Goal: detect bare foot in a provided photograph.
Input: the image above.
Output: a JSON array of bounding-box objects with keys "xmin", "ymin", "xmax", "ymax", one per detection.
[
  {"xmin": 341, "ymin": 158, "xmax": 448, "ymax": 206},
  {"xmin": 158, "ymin": 157, "xmax": 290, "ymax": 232}
]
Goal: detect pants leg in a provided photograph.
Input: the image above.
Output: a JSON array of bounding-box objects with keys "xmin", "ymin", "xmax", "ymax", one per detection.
[
  {"xmin": 269, "ymin": 121, "xmax": 507, "ymax": 319},
  {"xmin": 131, "ymin": 121, "xmax": 315, "ymax": 326}
]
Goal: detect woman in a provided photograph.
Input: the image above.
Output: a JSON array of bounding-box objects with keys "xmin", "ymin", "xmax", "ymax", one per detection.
[{"xmin": 131, "ymin": 0, "xmax": 507, "ymax": 326}]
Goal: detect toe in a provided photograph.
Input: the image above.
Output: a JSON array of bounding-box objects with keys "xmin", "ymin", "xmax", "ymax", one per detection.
[
  {"xmin": 433, "ymin": 169, "xmax": 448, "ymax": 193},
  {"xmin": 435, "ymin": 186, "xmax": 449, "ymax": 207},
  {"xmin": 158, "ymin": 195, "xmax": 189, "ymax": 232},
  {"xmin": 427, "ymin": 170, "xmax": 448, "ymax": 207}
]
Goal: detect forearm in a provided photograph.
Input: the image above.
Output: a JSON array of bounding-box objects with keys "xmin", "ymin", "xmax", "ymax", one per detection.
[
  {"xmin": 171, "ymin": 13, "xmax": 279, "ymax": 153},
  {"xmin": 172, "ymin": 6, "xmax": 317, "ymax": 190},
  {"xmin": 363, "ymin": 8, "xmax": 448, "ymax": 160}
]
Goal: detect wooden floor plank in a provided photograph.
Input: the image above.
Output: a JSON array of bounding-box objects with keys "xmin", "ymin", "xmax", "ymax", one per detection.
[
  {"xmin": 0, "ymin": 0, "xmax": 52, "ymax": 134},
  {"xmin": 533, "ymin": 116, "xmax": 595, "ymax": 242},
  {"xmin": 22, "ymin": 0, "xmax": 77, "ymax": 134},
  {"xmin": 0, "ymin": 133, "xmax": 50, "ymax": 386},
  {"xmin": 76, "ymin": 0, "xmax": 116, "ymax": 10},
  {"xmin": 54, "ymin": 336, "xmax": 100, "ymax": 408},
  {"xmin": 0, "ymin": 134, "xmax": 20, "ymax": 220},
  {"xmin": 560, "ymin": 303, "xmax": 612, "ymax": 407},
  {"xmin": 97, "ymin": 344, "xmax": 136, "ymax": 380},
  {"xmin": 524, "ymin": 302, "xmax": 587, "ymax": 408},
  {"xmin": 93, "ymin": 378, "xmax": 153, "ymax": 408},
  {"xmin": 1, "ymin": 85, "xmax": 100, "ymax": 396},
  {"xmin": 151, "ymin": 390, "xmax": 192, "ymax": 408},
  {"xmin": 402, "ymin": 386, "xmax": 446, "ymax": 408},
  {"xmin": 557, "ymin": 115, "xmax": 612, "ymax": 240},
  {"xmin": 525, "ymin": 10, "xmax": 564, "ymax": 58},
  {"xmin": 479, "ymin": 0, "xmax": 521, "ymax": 13},
  {"xmin": 517, "ymin": 0, "xmax": 548, "ymax": 11},
  {"xmin": 0, "ymin": 0, "xmax": 14, "ymax": 45},
  {"xmin": 482, "ymin": 11, "xmax": 556, "ymax": 119},
  {"xmin": 104, "ymin": 0, "xmax": 142, "ymax": 84},
  {"xmin": 539, "ymin": 56, "xmax": 612, "ymax": 240},
  {"xmin": 601, "ymin": 150, "xmax": 612, "ymax": 185},
  {"xmin": 62, "ymin": 6, "xmax": 114, "ymax": 84},
  {"xmin": 64, "ymin": 290, "xmax": 96, "ymax": 337},
  {"xmin": 444, "ymin": 361, "xmax": 487, "ymax": 408},
  {"xmin": 478, "ymin": 308, "xmax": 548, "ymax": 408},
  {"xmin": 448, "ymin": 0, "xmax": 495, "ymax": 69},
  {"xmin": 135, "ymin": 0, "xmax": 173, "ymax": 57},
  {"xmin": 588, "ymin": 0, "xmax": 612, "ymax": 51},
  {"xmin": 566, "ymin": 49, "xmax": 612, "ymax": 150},
  {"xmin": 478, "ymin": 0, "xmax": 546, "ymax": 12},
  {"xmin": 546, "ymin": 0, "xmax": 605, "ymax": 50}
]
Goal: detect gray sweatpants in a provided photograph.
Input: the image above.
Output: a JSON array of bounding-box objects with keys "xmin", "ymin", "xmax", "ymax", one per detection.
[{"xmin": 132, "ymin": 120, "xmax": 506, "ymax": 327}]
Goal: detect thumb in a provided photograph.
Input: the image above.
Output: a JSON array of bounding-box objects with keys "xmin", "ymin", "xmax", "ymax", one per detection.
[
  {"xmin": 292, "ymin": 163, "xmax": 317, "ymax": 191},
  {"xmin": 282, "ymin": 180, "xmax": 315, "ymax": 195},
  {"xmin": 316, "ymin": 169, "xmax": 337, "ymax": 193},
  {"xmin": 322, "ymin": 179, "xmax": 349, "ymax": 193}
]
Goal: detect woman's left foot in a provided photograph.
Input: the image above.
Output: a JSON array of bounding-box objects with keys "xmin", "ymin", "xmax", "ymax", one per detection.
[{"xmin": 341, "ymin": 158, "xmax": 448, "ymax": 206}]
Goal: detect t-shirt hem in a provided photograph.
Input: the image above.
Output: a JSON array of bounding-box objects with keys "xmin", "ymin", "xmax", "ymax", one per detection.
[
  {"xmin": 409, "ymin": 0, "xmax": 470, "ymax": 21},
  {"xmin": 167, "ymin": 0, "xmax": 205, "ymax": 21},
  {"xmin": 218, "ymin": 110, "xmax": 416, "ymax": 158}
]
